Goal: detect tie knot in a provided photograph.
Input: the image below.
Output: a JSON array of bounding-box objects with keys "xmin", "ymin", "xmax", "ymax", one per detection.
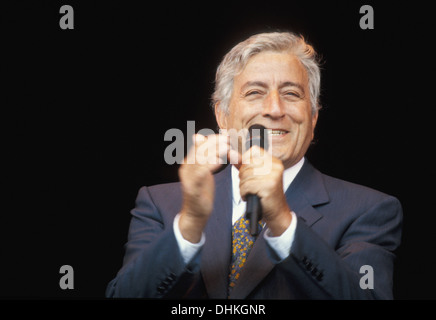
[{"xmin": 235, "ymin": 215, "xmax": 262, "ymax": 237}]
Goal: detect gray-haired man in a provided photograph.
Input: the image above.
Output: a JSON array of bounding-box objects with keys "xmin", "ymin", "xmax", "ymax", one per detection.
[{"xmin": 106, "ymin": 32, "xmax": 402, "ymax": 299}]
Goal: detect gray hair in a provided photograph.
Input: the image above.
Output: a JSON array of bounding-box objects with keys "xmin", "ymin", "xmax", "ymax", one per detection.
[{"xmin": 212, "ymin": 32, "xmax": 322, "ymax": 115}]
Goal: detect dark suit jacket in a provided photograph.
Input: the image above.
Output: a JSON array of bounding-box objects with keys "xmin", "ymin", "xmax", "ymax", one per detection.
[{"xmin": 106, "ymin": 160, "xmax": 402, "ymax": 299}]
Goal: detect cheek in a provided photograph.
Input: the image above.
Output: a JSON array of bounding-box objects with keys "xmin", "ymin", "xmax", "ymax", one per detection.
[
  {"xmin": 228, "ymin": 104, "xmax": 253, "ymax": 129},
  {"xmin": 288, "ymin": 105, "xmax": 310, "ymax": 124},
  {"xmin": 225, "ymin": 108, "xmax": 238, "ymax": 129}
]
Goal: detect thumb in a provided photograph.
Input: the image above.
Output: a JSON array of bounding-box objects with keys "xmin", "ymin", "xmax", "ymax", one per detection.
[{"xmin": 185, "ymin": 134, "xmax": 206, "ymax": 164}]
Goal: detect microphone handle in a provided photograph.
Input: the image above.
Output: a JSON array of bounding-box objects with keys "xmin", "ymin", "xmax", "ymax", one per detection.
[{"xmin": 246, "ymin": 194, "xmax": 262, "ymax": 236}]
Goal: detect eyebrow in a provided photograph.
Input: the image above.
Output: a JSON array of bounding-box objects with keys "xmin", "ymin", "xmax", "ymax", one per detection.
[
  {"xmin": 241, "ymin": 80, "xmax": 305, "ymax": 93},
  {"xmin": 279, "ymin": 81, "xmax": 305, "ymax": 93}
]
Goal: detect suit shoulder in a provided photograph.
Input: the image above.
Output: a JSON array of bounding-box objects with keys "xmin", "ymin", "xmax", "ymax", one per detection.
[
  {"xmin": 146, "ymin": 180, "xmax": 182, "ymax": 194},
  {"xmin": 135, "ymin": 181, "xmax": 183, "ymax": 216},
  {"xmin": 321, "ymin": 172, "xmax": 400, "ymax": 208}
]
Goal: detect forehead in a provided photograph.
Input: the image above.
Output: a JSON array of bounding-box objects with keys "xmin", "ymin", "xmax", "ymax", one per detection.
[{"xmin": 234, "ymin": 51, "xmax": 308, "ymax": 88}]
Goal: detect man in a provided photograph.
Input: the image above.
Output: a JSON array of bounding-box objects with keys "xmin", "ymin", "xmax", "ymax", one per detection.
[{"xmin": 106, "ymin": 32, "xmax": 402, "ymax": 299}]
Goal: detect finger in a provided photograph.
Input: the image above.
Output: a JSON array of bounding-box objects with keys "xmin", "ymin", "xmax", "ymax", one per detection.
[
  {"xmin": 195, "ymin": 134, "xmax": 218, "ymax": 166},
  {"xmin": 241, "ymin": 145, "xmax": 267, "ymax": 165},
  {"xmin": 185, "ymin": 134, "xmax": 205, "ymax": 164},
  {"xmin": 228, "ymin": 149, "xmax": 241, "ymax": 165},
  {"xmin": 206, "ymin": 134, "xmax": 231, "ymax": 165},
  {"xmin": 239, "ymin": 165, "xmax": 273, "ymax": 186},
  {"xmin": 193, "ymin": 134, "xmax": 231, "ymax": 171},
  {"xmin": 216, "ymin": 134, "xmax": 231, "ymax": 158},
  {"xmin": 239, "ymin": 176, "xmax": 262, "ymax": 201}
]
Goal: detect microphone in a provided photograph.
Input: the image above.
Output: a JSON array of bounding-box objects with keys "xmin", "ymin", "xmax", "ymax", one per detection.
[{"xmin": 245, "ymin": 124, "xmax": 269, "ymax": 236}]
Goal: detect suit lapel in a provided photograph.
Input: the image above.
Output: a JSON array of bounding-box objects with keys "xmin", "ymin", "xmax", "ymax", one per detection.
[
  {"xmin": 200, "ymin": 166, "xmax": 233, "ymax": 299},
  {"xmin": 286, "ymin": 160, "xmax": 329, "ymax": 227},
  {"xmin": 228, "ymin": 159, "xmax": 330, "ymax": 299}
]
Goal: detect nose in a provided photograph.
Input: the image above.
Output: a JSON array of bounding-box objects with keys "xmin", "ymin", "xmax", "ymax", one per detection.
[{"xmin": 262, "ymin": 90, "xmax": 285, "ymax": 119}]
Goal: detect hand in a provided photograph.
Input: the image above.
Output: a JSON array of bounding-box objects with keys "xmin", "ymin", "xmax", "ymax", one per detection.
[
  {"xmin": 238, "ymin": 146, "xmax": 292, "ymax": 236},
  {"xmin": 178, "ymin": 133, "xmax": 240, "ymax": 242}
]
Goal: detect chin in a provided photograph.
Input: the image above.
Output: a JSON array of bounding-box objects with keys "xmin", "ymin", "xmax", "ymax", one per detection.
[
  {"xmin": 272, "ymin": 152, "xmax": 290, "ymax": 164},
  {"xmin": 271, "ymin": 146, "xmax": 291, "ymax": 160}
]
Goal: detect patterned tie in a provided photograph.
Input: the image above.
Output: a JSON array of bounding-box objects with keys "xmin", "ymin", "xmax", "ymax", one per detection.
[{"xmin": 228, "ymin": 214, "xmax": 262, "ymax": 296}]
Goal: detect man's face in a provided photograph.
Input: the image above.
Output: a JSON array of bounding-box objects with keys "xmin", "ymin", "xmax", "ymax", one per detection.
[{"xmin": 216, "ymin": 51, "xmax": 318, "ymax": 169}]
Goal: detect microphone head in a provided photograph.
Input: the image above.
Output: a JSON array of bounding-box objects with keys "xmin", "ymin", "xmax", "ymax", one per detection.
[{"xmin": 246, "ymin": 124, "xmax": 269, "ymax": 152}]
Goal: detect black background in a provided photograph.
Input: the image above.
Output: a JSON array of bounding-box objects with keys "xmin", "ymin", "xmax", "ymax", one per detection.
[{"xmin": 2, "ymin": 0, "xmax": 435, "ymax": 300}]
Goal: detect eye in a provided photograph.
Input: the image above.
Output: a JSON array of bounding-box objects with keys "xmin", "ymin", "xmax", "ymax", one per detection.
[
  {"xmin": 284, "ymin": 91, "xmax": 300, "ymax": 97},
  {"xmin": 246, "ymin": 90, "xmax": 262, "ymax": 96}
]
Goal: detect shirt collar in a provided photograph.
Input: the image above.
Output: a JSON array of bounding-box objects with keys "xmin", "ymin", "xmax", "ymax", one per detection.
[{"xmin": 231, "ymin": 157, "xmax": 305, "ymax": 205}]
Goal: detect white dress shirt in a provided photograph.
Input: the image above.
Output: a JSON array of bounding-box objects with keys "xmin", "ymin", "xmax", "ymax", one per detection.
[{"xmin": 173, "ymin": 157, "xmax": 305, "ymax": 264}]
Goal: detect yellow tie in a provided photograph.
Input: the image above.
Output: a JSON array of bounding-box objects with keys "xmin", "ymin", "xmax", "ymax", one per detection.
[{"xmin": 228, "ymin": 214, "xmax": 262, "ymax": 296}]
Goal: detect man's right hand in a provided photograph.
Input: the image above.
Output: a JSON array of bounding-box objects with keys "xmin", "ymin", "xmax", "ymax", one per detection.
[{"xmin": 178, "ymin": 133, "xmax": 239, "ymax": 243}]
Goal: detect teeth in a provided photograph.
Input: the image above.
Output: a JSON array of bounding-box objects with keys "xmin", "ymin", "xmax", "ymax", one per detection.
[{"xmin": 269, "ymin": 130, "xmax": 287, "ymax": 135}]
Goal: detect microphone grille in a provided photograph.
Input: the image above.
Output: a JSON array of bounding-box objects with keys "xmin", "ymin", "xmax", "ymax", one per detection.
[{"xmin": 246, "ymin": 124, "xmax": 268, "ymax": 151}]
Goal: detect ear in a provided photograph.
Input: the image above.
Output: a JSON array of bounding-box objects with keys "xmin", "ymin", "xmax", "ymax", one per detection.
[
  {"xmin": 311, "ymin": 110, "xmax": 319, "ymax": 139},
  {"xmin": 214, "ymin": 102, "xmax": 228, "ymax": 130}
]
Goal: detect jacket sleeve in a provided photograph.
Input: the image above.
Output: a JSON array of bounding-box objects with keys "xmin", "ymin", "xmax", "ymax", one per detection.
[
  {"xmin": 272, "ymin": 195, "xmax": 403, "ymax": 299},
  {"xmin": 105, "ymin": 186, "xmax": 201, "ymax": 298}
]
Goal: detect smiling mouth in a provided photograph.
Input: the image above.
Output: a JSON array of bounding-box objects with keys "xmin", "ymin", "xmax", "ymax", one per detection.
[{"xmin": 268, "ymin": 129, "xmax": 289, "ymax": 136}]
